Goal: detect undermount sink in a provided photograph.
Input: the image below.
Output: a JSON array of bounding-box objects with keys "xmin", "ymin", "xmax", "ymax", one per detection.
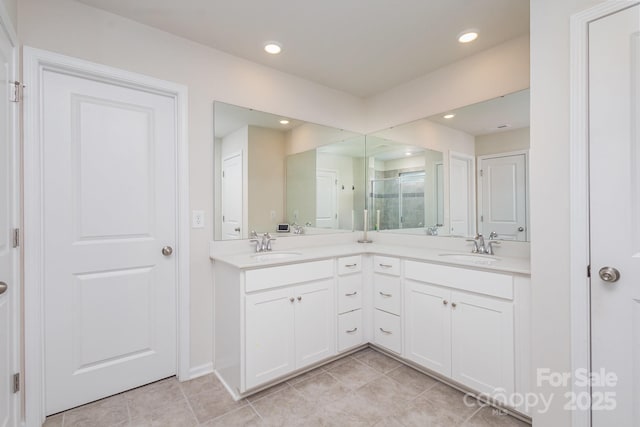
[
  {"xmin": 251, "ymin": 251, "xmax": 303, "ymax": 261},
  {"xmin": 438, "ymin": 253, "xmax": 499, "ymax": 265}
]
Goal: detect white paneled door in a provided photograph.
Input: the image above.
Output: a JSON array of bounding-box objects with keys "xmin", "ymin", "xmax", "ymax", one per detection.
[
  {"xmin": 478, "ymin": 153, "xmax": 527, "ymax": 241},
  {"xmin": 222, "ymin": 153, "xmax": 243, "ymax": 239},
  {"xmin": 42, "ymin": 67, "xmax": 178, "ymax": 414},
  {"xmin": 589, "ymin": 4, "xmax": 640, "ymax": 425},
  {"xmin": 316, "ymin": 169, "xmax": 338, "ymax": 228},
  {"xmin": 0, "ymin": 19, "xmax": 17, "ymax": 427}
]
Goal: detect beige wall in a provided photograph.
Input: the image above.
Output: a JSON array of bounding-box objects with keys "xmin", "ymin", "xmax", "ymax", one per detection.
[
  {"xmin": 475, "ymin": 127, "xmax": 529, "ymax": 157},
  {"xmin": 530, "ymin": 0, "xmax": 604, "ymax": 425},
  {"xmin": 248, "ymin": 126, "xmax": 286, "ymax": 233},
  {"xmin": 285, "ymin": 150, "xmax": 316, "ymax": 226},
  {"xmin": 18, "ymin": 0, "xmax": 531, "ymax": 374}
]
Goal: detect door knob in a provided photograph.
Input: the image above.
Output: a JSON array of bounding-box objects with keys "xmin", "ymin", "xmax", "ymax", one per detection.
[
  {"xmin": 518, "ymin": 227, "xmax": 525, "ymax": 232},
  {"xmin": 234, "ymin": 227, "xmax": 240, "ymax": 232},
  {"xmin": 0, "ymin": 281, "xmax": 7, "ymax": 295},
  {"xmin": 599, "ymin": 267, "xmax": 620, "ymax": 283},
  {"xmin": 162, "ymin": 246, "xmax": 173, "ymax": 256}
]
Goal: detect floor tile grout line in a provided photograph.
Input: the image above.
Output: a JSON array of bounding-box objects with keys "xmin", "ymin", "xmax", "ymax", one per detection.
[
  {"xmin": 178, "ymin": 380, "xmax": 202, "ymax": 425},
  {"xmin": 246, "ymin": 399, "xmax": 265, "ymax": 422}
]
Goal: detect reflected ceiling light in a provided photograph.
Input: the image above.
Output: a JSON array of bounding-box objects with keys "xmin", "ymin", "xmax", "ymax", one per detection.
[
  {"xmin": 405, "ymin": 152, "xmax": 412, "ymax": 156},
  {"xmin": 279, "ymin": 119, "xmax": 290, "ymax": 125},
  {"xmin": 458, "ymin": 31, "xmax": 478, "ymax": 43},
  {"xmin": 264, "ymin": 42, "xmax": 282, "ymax": 54},
  {"xmin": 443, "ymin": 114, "xmax": 455, "ymax": 119}
]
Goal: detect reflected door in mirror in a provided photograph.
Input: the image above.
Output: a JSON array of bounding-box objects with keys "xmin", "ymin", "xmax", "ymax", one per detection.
[
  {"xmin": 316, "ymin": 169, "xmax": 338, "ymax": 228},
  {"xmin": 478, "ymin": 153, "xmax": 527, "ymax": 241},
  {"xmin": 222, "ymin": 153, "xmax": 243, "ymax": 239}
]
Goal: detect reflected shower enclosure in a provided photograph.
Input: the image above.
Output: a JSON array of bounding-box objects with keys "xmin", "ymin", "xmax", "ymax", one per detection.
[{"xmin": 370, "ymin": 173, "xmax": 426, "ymax": 230}]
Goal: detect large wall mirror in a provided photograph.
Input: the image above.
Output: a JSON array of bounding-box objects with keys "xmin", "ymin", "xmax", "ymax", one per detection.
[
  {"xmin": 366, "ymin": 89, "xmax": 530, "ymax": 241},
  {"xmin": 214, "ymin": 102, "xmax": 365, "ymax": 240}
]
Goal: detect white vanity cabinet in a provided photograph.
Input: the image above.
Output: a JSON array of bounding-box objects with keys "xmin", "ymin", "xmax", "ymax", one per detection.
[
  {"xmin": 245, "ymin": 278, "xmax": 335, "ymax": 389},
  {"xmin": 404, "ymin": 261, "xmax": 516, "ymax": 398},
  {"xmin": 336, "ymin": 255, "xmax": 364, "ymax": 352},
  {"xmin": 214, "ymin": 259, "xmax": 336, "ymax": 395},
  {"xmin": 372, "ymin": 255, "xmax": 402, "ymax": 353}
]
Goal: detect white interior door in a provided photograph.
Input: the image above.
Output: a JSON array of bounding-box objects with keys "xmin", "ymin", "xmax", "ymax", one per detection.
[
  {"xmin": 316, "ymin": 169, "xmax": 338, "ymax": 228},
  {"xmin": 478, "ymin": 154, "xmax": 527, "ymax": 241},
  {"xmin": 42, "ymin": 67, "xmax": 178, "ymax": 414},
  {"xmin": 0, "ymin": 23, "xmax": 17, "ymax": 427},
  {"xmin": 222, "ymin": 153, "xmax": 243, "ymax": 239},
  {"xmin": 449, "ymin": 154, "xmax": 474, "ymax": 236},
  {"xmin": 589, "ymin": 4, "xmax": 640, "ymax": 426}
]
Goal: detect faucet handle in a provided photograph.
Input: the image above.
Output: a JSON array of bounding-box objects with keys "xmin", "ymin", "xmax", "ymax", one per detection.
[
  {"xmin": 466, "ymin": 239, "xmax": 479, "ymax": 253},
  {"xmin": 486, "ymin": 240, "xmax": 501, "ymax": 255}
]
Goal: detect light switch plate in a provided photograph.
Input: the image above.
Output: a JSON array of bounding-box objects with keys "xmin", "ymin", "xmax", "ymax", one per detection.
[{"xmin": 192, "ymin": 210, "xmax": 205, "ymax": 228}]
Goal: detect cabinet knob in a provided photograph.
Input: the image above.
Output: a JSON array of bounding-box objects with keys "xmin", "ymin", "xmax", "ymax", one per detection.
[
  {"xmin": 297, "ymin": 296, "xmax": 302, "ymax": 302},
  {"xmin": 451, "ymin": 302, "xmax": 457, "ymax": 308},
  {"xmin": 443, "ymin": 300, "xmax": 448, "ymax": 306},
  {"xmin": 289, "ymin": 297, "xmax": 295, "ymax": 303}
]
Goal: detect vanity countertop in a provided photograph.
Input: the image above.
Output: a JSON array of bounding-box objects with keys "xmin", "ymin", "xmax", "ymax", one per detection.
[{"xmin": 211, "ymin": 242, "xmax": 531, "ymax": 275}]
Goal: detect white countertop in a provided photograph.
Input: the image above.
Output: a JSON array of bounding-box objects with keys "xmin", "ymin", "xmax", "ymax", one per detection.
[{"xmin": 211, "ymin": 242, "xmax": 531, "ymax": 275}]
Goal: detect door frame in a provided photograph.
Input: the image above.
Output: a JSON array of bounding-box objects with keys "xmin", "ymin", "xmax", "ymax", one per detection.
[
  {"xmin": 569, "ymin": 2, "xmax": 639, "ymax": 426},
  {"xmin": 23, "ymin": 47, "xmax": 191, "ymax": 425},
  {"xmin": 0, "ymin": 3, "xmax": 20, "ymax": 426},
  {"xmin": 476, "ymin": 150, "xmax": 529, "ymax": 240}
]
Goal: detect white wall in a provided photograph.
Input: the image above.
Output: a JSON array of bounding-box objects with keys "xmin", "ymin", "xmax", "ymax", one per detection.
[
  {"xmin": 530, "ymin": 0, "xmax": 604, "ymax": 425},
  {"xmin": 0, "ymin": 0, "xmax": 16, "ymax": 31},
  {"xmin": 475, "ymin": 127, "xmax": 530, "ymax": 157},
  {"xmin": 18, "ymin": 0, "xmax": 532, "ymax": 376},
  {"xmin": 365, "ymin": 35, "xmax": 530, "ymax": 133}
]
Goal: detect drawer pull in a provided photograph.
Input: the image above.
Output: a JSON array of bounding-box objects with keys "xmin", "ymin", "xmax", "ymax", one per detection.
[
  {"xmin": 345, "ymin": 263, "xmax": 358, "ymax": 268},
  {"xmin": 345, "ymin": 291, "xmax": 358, "ymax": 296},
  {"xmin": 346, "ymin": 327, "xmax": 358, "ymax": 333},
  {"xmin": 379, "ymin": 327, "xmax": 392, "ymax": 334},
  {"xmin": 379, "ymin": 263, "xmax": 393, "ymax": 268},
  {"xmin": 379, "ymin": 291, "xmax": 392, "ymax": 297}
]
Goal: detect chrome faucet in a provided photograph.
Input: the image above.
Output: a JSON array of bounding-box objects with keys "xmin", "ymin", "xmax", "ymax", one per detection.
[
  {"xmin": 426, "ymin": 224, "xmax": 441, "ymax": 236},
  {"xmin": 466, "ymin": 233, "xmax": 500, "ymax": 255},
  {"xmin": 249, "ymin": 231, "xmax": 276, "ymax": 252}
]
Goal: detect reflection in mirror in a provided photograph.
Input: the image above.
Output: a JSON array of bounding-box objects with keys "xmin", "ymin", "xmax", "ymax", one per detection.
[
  {"xmin": 367, "ymin": 89, "xmax": 530, "ymax": 241},
  {"xmin": 214, "ymin": 102, "xmax": 364, "ymax": 240},
  {"xmin": 365, "ymin": 138, "xmax": 443, "ymax": 233}
]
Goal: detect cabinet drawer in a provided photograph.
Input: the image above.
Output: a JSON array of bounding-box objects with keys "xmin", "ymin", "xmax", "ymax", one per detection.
[
  {"xmin": 338, "ymin": 309, "xmax": 364, "ymax": 352},
  {"xmin": 404, "ymin": 260, "xmax": 513, "ymax": 300},
  {"xmin": 338, "ymin": 255, "xmax": 362, "ymax": 275},
  {"xmin": 373, "ymin": 256, "xmax": 400, "ymax": 276},
  {"xmin": 374, "ymin": 274, "xmax": 401, "ymax": 315},
  {"xmin": 338, "ymin": 274, "xmax": 363, "ymax": 314},
  {"xmin": 374, "ymin": 309, "xmax": 401, "ymax": 354},
  {"xmin": 245, "ymin": 259, "xmax": 333, "ymax": 293}
]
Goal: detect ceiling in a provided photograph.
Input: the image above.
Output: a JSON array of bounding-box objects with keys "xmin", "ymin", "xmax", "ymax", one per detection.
[
  {"xmin": 75, "ymin": 0, "xmax": 530, "ymax": 97},
  {"xmin": 214, "ymin": 102, "xmax": 304, "ymax": 138}
]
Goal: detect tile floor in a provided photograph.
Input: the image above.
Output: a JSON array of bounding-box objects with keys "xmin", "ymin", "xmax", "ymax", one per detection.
[{"xmin": 43, "ymin": 348, "xmax": 530, "ymax": 427}]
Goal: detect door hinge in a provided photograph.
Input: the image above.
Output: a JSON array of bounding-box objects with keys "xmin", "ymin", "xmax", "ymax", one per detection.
[
  {"xmin": 480, "ymin": 169, "xmax": 484, "ymax": 177},
  {"xmin": 480, "ymin": 215, "xmax": 484, "ymax": 222},
  {"xmin": 222, "ymin": 215, "xmax": 225, "ymax": 222},
  {"xmin": 222, "ymin": 171, "xmax": 225, "ymax": 178},
  {"xmin": 12, "ymin": 228, "xmax": 19, "ymax": 248},
  {"xmin": 587, "ymin": 265, "xmax": 591, "ymax": 278},
  {"xmin": 9, "ymin": 81, "xmax": 23, "ymax": 103},
  {"xmin": 12, "ymin": 373, "xmax": 19, "ymax": 393}
]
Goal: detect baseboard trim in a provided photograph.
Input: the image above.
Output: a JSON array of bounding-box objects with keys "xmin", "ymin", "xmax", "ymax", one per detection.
[{"xmin": 187, "ymin": 362, "xmax": 214, "ymax": 380}]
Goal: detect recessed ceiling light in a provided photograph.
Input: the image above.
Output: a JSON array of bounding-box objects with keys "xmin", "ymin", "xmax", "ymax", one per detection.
[
  {"xmin": 264, "ymin": 42, "xmax": 282, "ymax": 54},
  {"xmin": 458, "ymin": 31, "xmax": 478, "ymax": 43},
  {"xmin": 443, "ymin": 114, "xmax": 455, "ymax": 119},
  {"xmin": 279, "ymin": 119, "xmax": 289, "ymax": 125}
]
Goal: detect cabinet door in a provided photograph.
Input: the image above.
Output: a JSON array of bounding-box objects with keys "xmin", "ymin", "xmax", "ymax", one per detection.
[
  {"xmin": 450, "ymin": 290, "xmax": 514, "ymax": 397},
  {"xmin": 245, "ymin": 288, "xmax": 295, "ymax": 390},
  {"xmin": 404, "ymin": 280, "xmax": 452, "ymax": 376},
  {"xmin": 294, "ymin": 279, "xmax": 336, "ymax": 368}
]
